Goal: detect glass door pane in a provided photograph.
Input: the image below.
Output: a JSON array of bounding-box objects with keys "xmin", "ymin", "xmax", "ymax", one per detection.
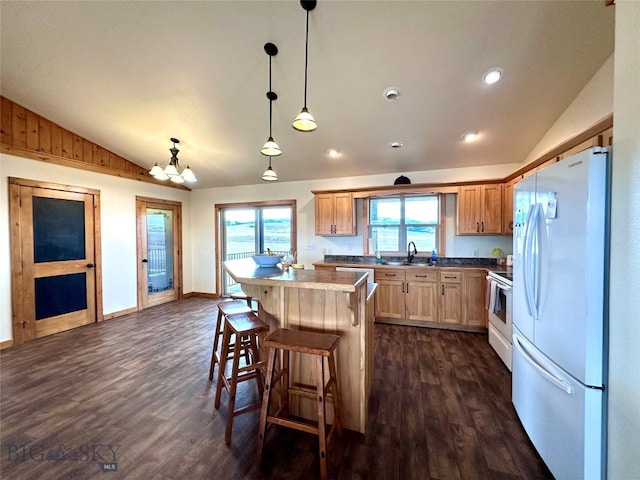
[{"xmin": 147, "ymin": 208, "xmax": 174, "ymax": 294}]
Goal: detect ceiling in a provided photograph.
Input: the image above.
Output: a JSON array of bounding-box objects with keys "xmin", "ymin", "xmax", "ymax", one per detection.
[{"xmin": 0, "ymin": 1, "xmax": 614, "ymax": 189}]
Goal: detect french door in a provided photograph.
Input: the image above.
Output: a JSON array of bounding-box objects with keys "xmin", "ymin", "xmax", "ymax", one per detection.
[
  {"xmin": 9, "ymin": 178, "xmax": 102, "ymax": 344},
  {"xmin": 136, "ymin": 197, "xmax": 182, "ymax": 309}
]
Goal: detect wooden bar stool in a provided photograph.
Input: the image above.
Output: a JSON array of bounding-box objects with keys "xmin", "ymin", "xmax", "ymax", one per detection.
[
  {"xmin": 214, "ymin": 311, "xmax": 269, "ymax": 445},
  {"xmin": 256, "ymin": 328, "xmax": 343, "ymax": 480},
  {"xmin": 209, "ymin": 299, "xmax": 255, "ymax": 381}
]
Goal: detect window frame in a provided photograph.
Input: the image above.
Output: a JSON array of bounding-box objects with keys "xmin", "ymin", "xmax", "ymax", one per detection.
[
  {"xmin": 364, "ymin": 193, "xmax": 445, "ymax": 257},
  {"xmin": 214, "ymin": 199, "xmax": 297, "ymax": 296}
]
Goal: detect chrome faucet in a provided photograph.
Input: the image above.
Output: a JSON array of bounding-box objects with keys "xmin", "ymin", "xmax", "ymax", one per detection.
[{"xmin": 407, "ymin": 241, "xmax": 418, "ymax": 264}]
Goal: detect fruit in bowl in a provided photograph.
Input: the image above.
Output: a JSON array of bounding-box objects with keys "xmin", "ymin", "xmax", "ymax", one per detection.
[{"xmin": 252, "ymin": 254, "xmax": 283, "ymax": 267}]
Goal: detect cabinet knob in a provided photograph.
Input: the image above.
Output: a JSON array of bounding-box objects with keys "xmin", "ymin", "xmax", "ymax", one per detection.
[{"xmin": 476, "ymin": 222, "xmax": 480, "ymax": 232}]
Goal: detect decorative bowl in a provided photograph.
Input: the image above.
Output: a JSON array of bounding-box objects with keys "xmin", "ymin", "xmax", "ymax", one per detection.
[{"xmin": 252, "ymin": 254, "xmax": 283, "ymax": 267}]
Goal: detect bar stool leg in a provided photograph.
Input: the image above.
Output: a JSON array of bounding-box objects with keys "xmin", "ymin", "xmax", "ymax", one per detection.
[
  {"xmin": 215, "ymin": 325, "xmax": 232, "ymax": 409},
  {"xmin": 257, "ymin": 346, "xmax": 277, "ymax": 464},
  {"xmin": 282, "ymin": 349, "xmax": 290, "ymax": 417},
  {"xmin": 315, "ymin": 355, "xmax": 328, "ymax": 480},
  {"xmin": 224, "ymin": 333, "xmax": 243, "ymax": 445},
  {"xmin": 327, "ymin": 354, "xmax": 343, "ymax": 436},
  {"xmin": 209, "ymin": 308, "xmax": 224, "ymax": 380}
]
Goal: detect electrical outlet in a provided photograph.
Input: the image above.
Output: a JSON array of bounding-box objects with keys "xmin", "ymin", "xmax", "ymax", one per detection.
[
  {"xmin": 322, "ymin": 248, "xmax": 327, "ymax": 255},
  {"xmin": 347, "ymin": 242, "xmax": 352, "ymax": 251},
  {"xmin": 307, "ymin": 243, "xmax": 315, "ymax": 250}
]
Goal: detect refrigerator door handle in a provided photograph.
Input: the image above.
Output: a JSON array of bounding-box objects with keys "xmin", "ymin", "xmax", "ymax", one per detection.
[
  {"xmin": 522, "ymin": 204, "xmax": 537, "ymax": 318},
  {"xmin": 531, "ymin": 203, "xmax": 543, "ymax": 317},
  {"xmin": 513, "ymin": 334, "xmax": 573, "ymax": 395}
]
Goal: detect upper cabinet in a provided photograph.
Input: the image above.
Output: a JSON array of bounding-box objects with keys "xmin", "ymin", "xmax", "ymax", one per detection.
[
  {"xmin": 314, "ymin": 192, "xmax": 356, "ymax": 236},
  {"xmin": 456, "ymin": 183, "xmax": 503, "ymax": 235},
  {"xmin": 502, "ymin": 179, "xmax": 518, "ymax": 234}
]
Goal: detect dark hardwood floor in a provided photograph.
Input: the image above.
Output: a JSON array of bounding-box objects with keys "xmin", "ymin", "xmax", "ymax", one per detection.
[{"xmin": 0, "ymin": 297, "xmax": 552, "ymax": 480}]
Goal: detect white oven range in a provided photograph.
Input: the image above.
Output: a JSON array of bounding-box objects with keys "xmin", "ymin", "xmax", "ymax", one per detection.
[{"xmin": 486, "ymin": 271, "xmax": 513, "ymax": 371}]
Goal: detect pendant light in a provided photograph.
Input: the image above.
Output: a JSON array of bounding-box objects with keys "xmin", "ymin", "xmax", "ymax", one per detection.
[
  {"xmin": 261, "ymin": 43, "xmax": 281, "ymax": 156},
  {"xmin": 261, "ymin": 156, "xmax": 278, "ymax": 181},
  {"xmin": 149, "ymin": 138, "xmax": 197, "ymax": 183},
  {"xmin": 292, "ymin": 0, "xmax": 318, "ymax": 132}
]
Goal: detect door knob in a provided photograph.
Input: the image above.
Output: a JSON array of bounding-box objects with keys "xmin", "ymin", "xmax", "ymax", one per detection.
[
  {"xmin": 142, "ymin": 259, "xmax": 148, "ymax": 263},
  {"xmin": 86, "ymin": 263, "xmax": 95, "ymax": 268}
]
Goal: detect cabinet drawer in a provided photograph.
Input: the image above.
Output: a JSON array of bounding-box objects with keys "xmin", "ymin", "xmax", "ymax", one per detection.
[
  {"xmin": 375, "ymin": 269, "xmax": 405, "ymax": 281},
  {"xmin": 406, "ymin": 270, "xmax": 438, "ymax": 282},
  {"xmin": 439, "ymin": 271, "xmax": 462, "ymax": 283}
]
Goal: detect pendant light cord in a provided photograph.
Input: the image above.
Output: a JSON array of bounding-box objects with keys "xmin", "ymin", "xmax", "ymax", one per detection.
[
  {"xmin": 269, "ymin": 54, "xmax": 273, "ymax": 137},
  {"xmin": 303, "ymin": 9, "xmax": 309, "ymax": 108}
]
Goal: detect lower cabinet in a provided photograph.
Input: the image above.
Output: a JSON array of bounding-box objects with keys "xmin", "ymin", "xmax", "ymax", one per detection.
[
  {"xmin": 438, "ymin": 271, "xmax": 462, "ymax": 325},
  {"xmin": 375, "ymin": 267, "xmax": 487, "ymax": 331}
]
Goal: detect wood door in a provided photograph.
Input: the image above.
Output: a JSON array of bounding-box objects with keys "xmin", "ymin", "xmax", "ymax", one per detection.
[
  {"xmin": 439, "ymin": 282, "xmax": 462, "ymax": 325},
  {"xmin": 374, "ymin": 280, "xmax": 405, "ymax": 319},
  {"xmin": 406, "ymin": 281, "xmax": 438, "ymax": 322},
  {"xmin": 314, "ymin": 193, "xmax": 335, "ymax": 235},
  {"xmin": 503, "ymin": 180, "xmax": 515, "ymax": 234},
  {"xmin": 333, "ymin": 192, "xmax": 355, "ymax": 235},
  {"xmin": 456, "ymin": 186, "xmax": 481, "ymax": 234},
  {"xmin": 481, "ymin": 184, "xmax": 503, "ymax": 234},
  {"xmin": 462, "ymin": 270, "xmax": 487, "ymax": 328},
  {"xmin": 136, "ymin": 197, "xmax": 182, "ymax": 309},
  {"xmin": 9, "ymin": 178, "xmax": 101, "ymax": 344}
]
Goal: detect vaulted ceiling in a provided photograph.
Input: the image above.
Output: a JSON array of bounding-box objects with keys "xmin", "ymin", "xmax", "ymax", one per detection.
[{"xmin": 0, "ymin": 1, "xmax": 614, "ymax": 189}]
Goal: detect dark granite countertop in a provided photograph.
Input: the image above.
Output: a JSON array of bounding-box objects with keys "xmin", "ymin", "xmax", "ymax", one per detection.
[{"xmin": 314, "ymin": 255, "xmax": 512, "ymax": 273}]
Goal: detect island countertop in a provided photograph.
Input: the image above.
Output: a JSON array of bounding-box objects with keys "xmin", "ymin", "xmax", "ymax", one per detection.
[{"xmin": 224, "ymin": 258, "xmax": 369, "ymax": 291}]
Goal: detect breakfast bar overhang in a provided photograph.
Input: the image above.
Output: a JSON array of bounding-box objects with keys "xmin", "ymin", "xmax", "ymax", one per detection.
[{"xmin": 223, "ymin": 259, "xmax": 377, "ymax": 433}]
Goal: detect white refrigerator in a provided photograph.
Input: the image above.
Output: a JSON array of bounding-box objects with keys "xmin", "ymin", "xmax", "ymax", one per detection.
[{"xmin": 512, "ymin": 147, "xmax": 610, "ymax": 480}]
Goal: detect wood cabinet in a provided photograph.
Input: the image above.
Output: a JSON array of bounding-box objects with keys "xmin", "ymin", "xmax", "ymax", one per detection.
[
  {"xmin": 374, "ymin": 269, "xmax": 438, "ymax": 322},
  {"xmin": 374, "ymin": 269, "xmax": 406, "ymax": 319},
  {"xmin": 314, "ymin": 192, "xmax": 356, "ymax": 236},
  {"xmin": 502, "ymin": 179, "xmax": 518, "ymax": 235},
  {"xmin": 457, "ymin": 184, "xmax": 503, "ymax": 235},
  {"xmin": 406, "ymin": 270, "xmax": 438, "ymax": 322},
  {"xmin": 438, "ymin": 270, "xmax": 462, "ymax": 325},
  {"xmin": 462, "ymin": 269, "xmax": 487, "ymax": 328}
]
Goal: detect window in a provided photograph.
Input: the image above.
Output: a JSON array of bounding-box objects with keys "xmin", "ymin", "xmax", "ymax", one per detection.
[
  {"xmin": 368, "ymin": 194, "xmax": 441, "ymax": 254},
  {"xmin": 216, "ymin": 200, "xmax": 297, "ymax": 295}
]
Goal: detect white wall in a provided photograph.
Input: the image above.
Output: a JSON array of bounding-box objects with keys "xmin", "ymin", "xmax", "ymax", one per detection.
[
  {"xmin": 0, "ymin": 154, "xmax": 192, "ymax": 342},
  {"xmin": 609, "ymin": 2, "xmax": 640, "ymax": 478},
  {"xmin": 190, "ymin": 163, "xmax": 519, "ymax": 294},
  {"xmin": 524, "ymin": 53, "xmax": 614, "ymax": 164}
]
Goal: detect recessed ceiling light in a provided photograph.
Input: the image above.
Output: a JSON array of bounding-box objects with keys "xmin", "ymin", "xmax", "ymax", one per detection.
[
  {"xmin": 483, "ymin": 68, "xmax": 503, "ymax": 85},
  {"xmin": 389, "ymin": 141, "xmax": 404, "ymax": 148},
  {"xmin": 384, "ymin": 87, "xmax": 400, "ymax": 100},
  {"xmin": 327, "ymin": 148, "xmax": 340, "ymax": 158},
  {"xmin": 462, "ymin": 131, "xmax": 479, "ymax": 142}
]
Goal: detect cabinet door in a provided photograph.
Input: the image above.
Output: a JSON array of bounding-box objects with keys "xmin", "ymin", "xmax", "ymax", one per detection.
[
  {"xmin": 333, "ymin": 192, "xmax": 355, "ymax": 235},
  {"xmin": 315, "ymin": 194, "xmax": 335, "ymax": 235},
  {"xmin": 457, "ymin": 186, "xmax": 481, "ymax": 234},
  {"xmin": 462, "ymin": 270, "xmax": 487, "ymax": 327},
  {"xmin": 439, "ymin": 282, "xmax": 462, "ymax": 325},
  {"xmin": 503, "ymin": 180, "xmax": 515, "ymax": 234},
  {"xmin": 375, "ymin": 280, "xmax": 405, "ymax": 319},
  {"xmin": 481, "ymin": 184, "xmax": 503, "ymax": 234},
  {"xmin": 406, "ymin": 281, "xmax": 438, "ymax": 322},
  {"xmin": 439, "ymin": 271, "xmax": 462, "ymax": 325}
]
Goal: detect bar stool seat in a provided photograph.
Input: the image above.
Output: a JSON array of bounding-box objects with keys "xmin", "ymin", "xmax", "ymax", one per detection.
[
  {"xmin": 209, "ymin": 299, "xmax": 255, "ymax": 381},
  {"xmin": 256, "ymin": 328, "xmax": 343, "ymax": 480},
  {"xmin": 214, "ymin": 311, "xmax": 269, "ymax": 445}
]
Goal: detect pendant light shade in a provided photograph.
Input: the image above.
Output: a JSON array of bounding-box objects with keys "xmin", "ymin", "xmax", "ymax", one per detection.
[
  {"xmin": 149, "ymin": 138, "xmax": 197, "ymax": 183},
  {"xmin": 262, "ymin": 157, "xmax": 278, "ymax": 181},
  {"xmin": 261, "ymin": 43, "xmax": 281, "ymax": 156},
  {"xmin": 292, "ymin": 0, "xmax": 317, "ymax": 132}
]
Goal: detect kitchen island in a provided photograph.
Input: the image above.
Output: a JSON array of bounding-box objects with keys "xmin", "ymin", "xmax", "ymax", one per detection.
[{"xmin": 223, "ymin": 258, "xmax": 376, "ymax": 433}]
